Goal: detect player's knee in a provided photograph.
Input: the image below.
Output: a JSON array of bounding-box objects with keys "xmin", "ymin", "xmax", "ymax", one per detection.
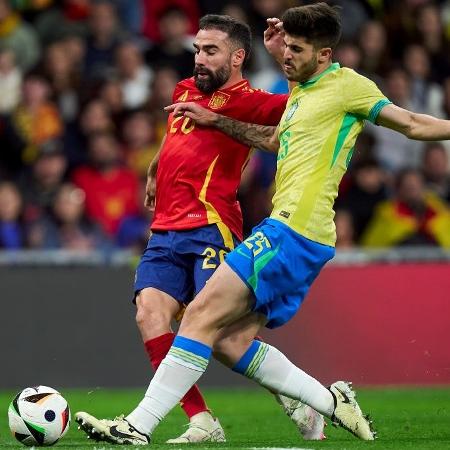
[
  {"xmin": 135, "ymin": 297, "xmax": 172, "ymax": 332},
  {"xmin": 181, "ymin": 299, "xmax": 215, "ymax": 333}
]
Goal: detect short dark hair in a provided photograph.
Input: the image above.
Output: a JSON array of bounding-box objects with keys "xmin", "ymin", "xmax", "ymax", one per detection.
[
  {"xmin": 199, "ymin": 14, "xmax": 252, "ymax": 64},
  {"xmin": 282, "ymin": 2, "xmax": 342, "ymax": 50}
]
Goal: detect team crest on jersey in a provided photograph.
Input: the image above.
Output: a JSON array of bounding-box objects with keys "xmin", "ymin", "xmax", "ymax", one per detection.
[
  {"xmin": 208, "ymin": 91, "xmax": 231, "ymax": 109},
  {"xmin": 285, "ymin": 100, "xmax": 299, "ymax": 121}
]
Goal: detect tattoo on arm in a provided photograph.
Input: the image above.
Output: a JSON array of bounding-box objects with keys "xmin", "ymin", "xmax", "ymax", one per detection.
[{"xmin": 214, "ymin": 115, "xmax": 278, "ymax": 151}]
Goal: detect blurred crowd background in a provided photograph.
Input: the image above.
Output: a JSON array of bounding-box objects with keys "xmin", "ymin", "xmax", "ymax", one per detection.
[{"xmin": 0, "ymin": 0, "xmax": 450, "ymax": 253}]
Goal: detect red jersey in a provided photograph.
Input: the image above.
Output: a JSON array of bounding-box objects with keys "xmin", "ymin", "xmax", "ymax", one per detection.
[
  {"xmin": 151, "ymin": 78, "xmax": 288, "ymax": 241},
  {"xmin": 72, "ymin": 166, "xmax": 140, "ymax": 236}
]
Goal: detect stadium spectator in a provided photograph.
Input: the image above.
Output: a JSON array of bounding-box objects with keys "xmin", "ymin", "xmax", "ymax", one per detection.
[
  {"xmin": 415, "ymin": 2, "xmax": 450, "ymax": 83},
  {"xmin": 121, "ymin": 110, "xmax": 159, "ymax": 178},
  {"xmin": 84, "ymin": 0, "xmax": 124, "ymax": 80},
  {"xmin": 98, "ymin": 76, "xmax": 125, "ymax": 124},
  {"xmin": 246, "ymin": 0, "xmax": 289, "ymax": 88},
  {"xmin": 0, "ymin": 0, "xmax": 40, "ymax": 71},
  {"xmin": 4, "ymin": 71, "xmax": 63, "ymax": 171},
  {"xmin": 19, "ymin": 139, "xmax": 68, "ymax": 224},
  {"xmin": 147, "ymin": 67, "xmax": 180, "ymax": 142},
  {"xmin": 248, "ymin": 0, "xmax": 289, "ymax": 37},
  {"xmin": 60, "ymin": 33, "xmax": 86, "ymax": 71},
  {"xmin": 145, "ymin": 6, "xmax": 195, "ymax": 80},
  {"xmin": 337, "ymin": 158, "xmax": 388, "ymax": 242},
  {"xmin": 111, "ymin": 0, "xmax": 143, "ymax": 35},
  {"xmin": 357, "ymin": 20, "xmax": 388, "ymax": 80},
  {"xmin": 361, "ymin": 169, "xmax": 450, "ymax": 248},
  {"xmin": 33, "ymin": 0, "xmax": 89, "ymax": 46},
  {"xmin": 65, "ymin": 98, "xmax": 114, "ymax": 167},
  {"xmin": 115, "ymin": 41, "xmax": 153, "ymax": 109},
  {"xmin": 220, "ymin": 2, "xmax": 247, "ymax": 24},
  {"xmin": 368, "ymin": 68, "xmax": 424, "ymax": 172},
  {"xmin": 402, "ymin": 44, "xmax": 443, "ymax": 117},
  {"xmin": 0, "ymin": 48, "xmax": 21, "ymax": 114},
  {"xmin": 421, "ymin": 142, "xmax": 450, "ymax": 202},
  {"xmin": 142, "ymin": 0, "xmax": 200, "ymax": 43},
  {"xmin": 27, "ymin": 182, "xmax": 111, "ymax": 250},
  {"xmin": 0, "ymin": 181, "xmax": 24, "ymax": 249},
  {"xmin": 43, "ymin": 41, "xmax": 81, "ymax": 123},
  {"xmin": 334, "ymin": 40, "xmax": 362, "ymax": 71},
  {"xmin": 332, "ymin": 0, "xmax": 372, "ymax": 41},
  {"xmin": 334, "ymin": 209, "xmax": 356, "ymax": 249},
  {"xmin": 79, "ymin": 98, "xmax": 114, "ymax": 136},
  {"xmin": 72, "ymin": 131, "xmax": 140, "ymax": 236},
  {"xmin": 116, "ymin": 180, "xmax": 151, "ymax": 251}
]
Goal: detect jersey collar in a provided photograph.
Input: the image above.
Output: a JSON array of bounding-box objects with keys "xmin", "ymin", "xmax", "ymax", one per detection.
[
  {"xmin": 299, "ymin": 62, "xmax": 340, "ymax": 89},
  {"xmin": 219, "ymin": 79, "xmax": 250, "ymax": 93}
]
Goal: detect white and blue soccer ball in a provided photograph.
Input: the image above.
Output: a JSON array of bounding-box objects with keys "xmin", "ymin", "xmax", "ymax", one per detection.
[{"xmin": 8, "ymin": 386, "xmax": 71, "ymax": 446}]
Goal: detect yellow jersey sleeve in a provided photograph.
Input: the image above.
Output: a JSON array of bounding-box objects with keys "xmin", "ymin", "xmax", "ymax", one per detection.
[{"xmin": 342, "ymin": 69, "xmax": 391, "ymax": 123}]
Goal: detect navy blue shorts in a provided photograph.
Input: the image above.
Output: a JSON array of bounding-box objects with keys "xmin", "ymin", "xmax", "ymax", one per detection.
[
  {"xmin": 226, "ymin": 218, "xmax": 334, "ymax": 328},
  {"xmin": 134, "ymin": 224, "xmax": 239, "ymax": 304}
]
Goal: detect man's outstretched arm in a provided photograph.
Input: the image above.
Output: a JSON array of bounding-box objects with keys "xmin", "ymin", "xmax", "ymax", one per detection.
[
  {"xmin": 377, "ymin": 104, "xmax": 450, "ymax": 140},
  {"xmin": 165, "ymin": 103, "xmax": 280, "ymax": 152}
]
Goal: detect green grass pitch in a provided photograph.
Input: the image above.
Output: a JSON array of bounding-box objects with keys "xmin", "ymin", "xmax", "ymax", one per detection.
[{"xmin": 1, "ymin": 387, "xmax": 449, "ymax": 449}]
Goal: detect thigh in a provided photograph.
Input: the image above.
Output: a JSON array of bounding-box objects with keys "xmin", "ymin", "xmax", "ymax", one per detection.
[
  {"xmin": 178, "ymin": 262, "xmax": 254, "ymax": 346},
  {"xmin": 192, "ymin": 224, "xmax": 240, "ymax": 297},
  {"xmin": 134, "ymin": 232, "xmax": 193, "ymax": 304}
]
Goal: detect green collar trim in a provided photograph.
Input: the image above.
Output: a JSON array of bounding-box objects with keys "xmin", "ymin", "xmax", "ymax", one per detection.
[{"xmin": 299, "ymin": 62, "xmax": 340, "ymax": 88}]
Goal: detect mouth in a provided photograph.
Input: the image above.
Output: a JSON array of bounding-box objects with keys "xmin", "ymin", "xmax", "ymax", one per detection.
[
  {"xmin": 284, "ymin": 64, "xmax": 293, "ymax": 71},
  {"xmin": 196, "ymin": 73, "xmax": 210, "ymax": 80}
]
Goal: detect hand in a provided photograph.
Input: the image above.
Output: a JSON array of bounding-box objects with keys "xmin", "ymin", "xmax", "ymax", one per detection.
[
  {"xmin": 164, "ymin": 102, "xmax": 219, "ymax": 126},
  {"xmin": 264, "ymin": 18, "xmax": 285, "ymax": 64},
  {"xmin": 144, "ymin": 175, "xmax": 156, "ymax": 212}
]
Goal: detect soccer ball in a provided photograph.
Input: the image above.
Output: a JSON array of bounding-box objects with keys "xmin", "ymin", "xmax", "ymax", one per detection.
[{"xmin": 8, "ymin": 386, "xmax": 71, "ymax": 446}]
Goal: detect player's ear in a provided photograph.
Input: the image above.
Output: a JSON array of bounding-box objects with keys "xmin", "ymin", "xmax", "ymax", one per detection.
[
  {"xmin": 232, "ymin": 48, "xmax": 245, "ymax": 68},
  {"xmin": 317, "ymin": 47, "xmax": 332, "ymax": 64}
]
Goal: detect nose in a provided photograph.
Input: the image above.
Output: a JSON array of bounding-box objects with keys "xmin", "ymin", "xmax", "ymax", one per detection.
[
  {"xmin": 195, "ymin": 52, "xmax": 207, "ymax": 66},
  {"xmin": 283, "ymin": 48, "xmax": 292, "ymax": 60}
]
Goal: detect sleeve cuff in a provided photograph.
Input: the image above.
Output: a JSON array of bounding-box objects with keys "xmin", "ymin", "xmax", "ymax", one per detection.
[{"xmin": 368, "ymin": 99, "xmax": 392, "ymax": 124}]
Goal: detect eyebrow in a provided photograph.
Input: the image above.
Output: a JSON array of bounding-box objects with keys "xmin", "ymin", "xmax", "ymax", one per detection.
[
  {"xmin": 285, "ymin": 40, "xmax": 304, "ymax": 49},
  {"xmin": 193, "ymin": 43, "xmax": 220, "ymax": 51}
]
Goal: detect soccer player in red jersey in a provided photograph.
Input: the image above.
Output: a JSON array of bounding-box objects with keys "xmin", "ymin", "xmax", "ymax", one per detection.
[{"xmin": 77, "ymin": 15, "xmax": 325, "ymax": 444}]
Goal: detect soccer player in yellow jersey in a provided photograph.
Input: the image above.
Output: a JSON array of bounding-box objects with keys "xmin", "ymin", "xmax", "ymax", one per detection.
[{"xmin": 75, "ymin": 3, "xmax": 450, "ymax": 445}]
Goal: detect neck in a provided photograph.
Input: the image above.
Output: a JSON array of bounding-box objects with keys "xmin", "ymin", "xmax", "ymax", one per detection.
[
  {"xmin": 218, "ymin": 72, "xmax": 243, "ymax": 91},
  {"xmin": 307, "ymin": 60, "xmax": 332, "ymax": 81}
]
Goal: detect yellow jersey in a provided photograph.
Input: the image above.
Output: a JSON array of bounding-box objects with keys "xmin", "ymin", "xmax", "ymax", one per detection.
[{"xmin": 271, "ymin": 63, "xmax": 391, "ymax": 246}]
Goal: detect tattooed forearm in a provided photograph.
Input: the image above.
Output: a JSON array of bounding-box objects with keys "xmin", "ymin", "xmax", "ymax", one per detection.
[{"xmin": 214, "ymin": 115, "xmax": 278, "ymax": 152}]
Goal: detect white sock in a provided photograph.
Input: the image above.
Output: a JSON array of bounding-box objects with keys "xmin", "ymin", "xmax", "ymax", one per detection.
[
  {"xmin": 237, "ymin": 342, "xmax": 334, "ymax": 417},
  {"xmin": 126, "ymin": 337, "xmax": 210, "ymax": 435}
]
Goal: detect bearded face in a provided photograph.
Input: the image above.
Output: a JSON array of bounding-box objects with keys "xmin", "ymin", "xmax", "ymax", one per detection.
[
  {"xmin": 284, "ymin": 52, "xmax": 319, "ymax": 83},
  {"xmin": 194, "ymin": 62, "xmax": 232, "ymax": 93}
]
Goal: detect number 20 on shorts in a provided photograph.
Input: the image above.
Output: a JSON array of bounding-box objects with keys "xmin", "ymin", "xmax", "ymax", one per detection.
[{"xmin": 202, "ymin": 247, "xmax": 227, "ymax": 269}]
